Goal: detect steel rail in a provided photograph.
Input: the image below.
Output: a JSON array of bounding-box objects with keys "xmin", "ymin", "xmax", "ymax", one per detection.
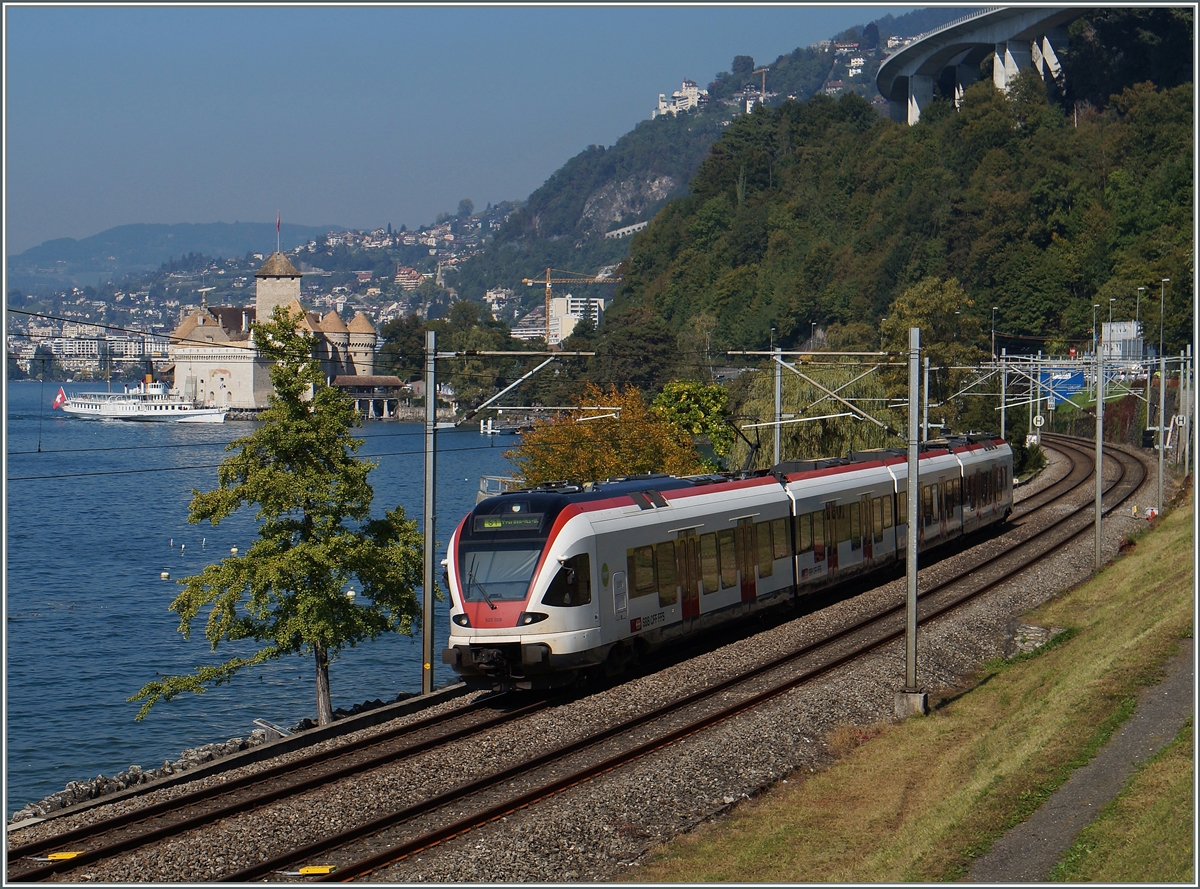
[
  {"xmin": 19, "ymin": 438, "xmax": 1147, "ymax": 883},
  {"xmin": 218, "ymin": 438, "xmax": 1147, "ymax": 883},
  {"xmin": 6, "ymin": 696, "xmax": 549, "ymax": 882}
]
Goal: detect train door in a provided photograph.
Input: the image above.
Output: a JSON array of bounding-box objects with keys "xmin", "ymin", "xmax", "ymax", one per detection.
[
  {"xmin": 737, "ymin": 519, "xmax": 757, "ymax": 602},
  {"xmin": 824, "ymin": 503, "xmax": 839, "ymax": 575},
  {"xmin": 677, "ymin": 535, "xmax": 701, "ymax": 622},
  {"xmin": 861, "ymin": 494, "xmax": 874, "ymax": 563}
]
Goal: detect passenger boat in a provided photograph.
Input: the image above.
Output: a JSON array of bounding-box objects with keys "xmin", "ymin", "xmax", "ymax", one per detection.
[{"xmin": 54, "ymin": 379, "xmax": 227, "ymax": 423}]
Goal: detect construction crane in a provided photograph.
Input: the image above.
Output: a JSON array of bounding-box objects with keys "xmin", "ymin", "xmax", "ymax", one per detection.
[
  {"xmin": 752, "ymin": 67, "xmax": 769, "ymax": 105},
  {"xmin": 521, "ymin": 267, "xmax": 619, "ymax": 346}
]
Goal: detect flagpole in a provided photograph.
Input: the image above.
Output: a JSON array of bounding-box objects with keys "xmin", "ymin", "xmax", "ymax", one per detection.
[{"xmin": 276, "ymin": 212, "xmax": 281, "ymax": 254}]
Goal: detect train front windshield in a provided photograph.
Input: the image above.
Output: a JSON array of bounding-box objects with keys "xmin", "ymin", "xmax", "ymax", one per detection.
[{"xmin": 459, "ymin": 545, "xmax": 543, "ymax": 603}]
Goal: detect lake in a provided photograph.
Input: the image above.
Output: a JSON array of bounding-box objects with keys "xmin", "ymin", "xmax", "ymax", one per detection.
[{"xmin": 4, "ymin": 379, "xmax": 515, "ymax": 816}]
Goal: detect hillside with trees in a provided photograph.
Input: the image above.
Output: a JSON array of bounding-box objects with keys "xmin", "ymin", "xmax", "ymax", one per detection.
[
  {"xmin": 600, "ymin": 9, "xmax": 1192, "ymax": 364},
  {"xmin": 451, "ymin": 6, "xmax": 973, "ymax": 309}
]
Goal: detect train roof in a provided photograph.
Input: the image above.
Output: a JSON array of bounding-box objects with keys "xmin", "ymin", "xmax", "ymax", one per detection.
[{"xmin": 471, "ymin": 435, "xmax": 1010, "ymax": 517}]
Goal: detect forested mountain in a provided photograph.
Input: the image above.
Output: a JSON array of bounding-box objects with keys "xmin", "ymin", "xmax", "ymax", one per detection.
[
  {"xmin": 594, "ymin": 9, "xmax": 1192, "ymax": 375},
  {"xmin": 452, "ymin": 6, "xmax": 975, "ymax": 306}
]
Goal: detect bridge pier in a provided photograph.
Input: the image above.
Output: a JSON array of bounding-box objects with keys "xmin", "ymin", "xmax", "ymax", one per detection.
[
  {"xmin": 993, "ymin": 40, "xmax": 1033, "ymax": 92},
  {"xmin": 877, "ymin": 8, "xmax": 1083, "ymax": 124},
  {"xmin": 954, "ymin": 63, "xmax": 981, "ymax": 109}
]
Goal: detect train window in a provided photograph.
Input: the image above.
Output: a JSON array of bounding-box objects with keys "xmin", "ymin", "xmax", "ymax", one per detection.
[
  {"xmin": 898, "ymin": 491, "xmax": 906, "ymax": 524},
  {"xmin": 883, "ymin": 495, "xmax": 893, "ymax": 529},
  {"xmin": 629, "ymin": 546, "xmax": 656, "ymax": 596},
  {"xmin": 756, "ymin": 522, "xmax": 774, "ymax": 577},
  {"xmin": 543, "ymin": 553, "xmax": 591, "ymax": 607},
  {"xmin": 849, "ymin": 503, "xmax": 862, "ymax": 550},
  {"xmin": 771, "ymin": 517, "xmax": 790, "ymax": 560},
  {"xmin": 873, "ymin": 498, "xmax": 884, "ymax": 543},
  {"xmin": 718, "ymin": 529, "xmax": 738, "ymax": 589},
  {"xmin": 796, "ymin": 513, "xmax": 813, "ymax": 554},
  {"xmin": 813, "ymin": 512, "xmax": 825, "ymax": 560},
  {"xmin": 700, "ymin": 533, "xmax": 719, "ymax": 594},
  {"xmin": 460, "ymin": 547, "xmax": 542, "ymax": 602},
  {"xmin": 656, "ymin": 541, "xmax": 678, "ymax": 607}
]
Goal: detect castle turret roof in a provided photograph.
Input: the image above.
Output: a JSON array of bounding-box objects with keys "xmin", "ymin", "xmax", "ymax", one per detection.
[
  {"xmin": 255, "ymin": 252, "xmax": 302, "ymax": 278},
  {"xmin": 320, "ymin": 310, "xmax": 349, "ymax": 334},
  {"xmin": 348, "ymin": 312, "xmax": 377, "ymax": 334}
]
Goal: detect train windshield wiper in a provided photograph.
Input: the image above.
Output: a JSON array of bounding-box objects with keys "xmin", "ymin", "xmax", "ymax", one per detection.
[{"xmin": 468, "ymin": 557, "xmax": 497, "ymax": 610}]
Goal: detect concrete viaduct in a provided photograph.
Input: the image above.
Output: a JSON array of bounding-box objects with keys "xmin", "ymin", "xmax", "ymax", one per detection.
[{"xmin": 876, "ymin": 7, "xmax": 1086, "ymax": 125}]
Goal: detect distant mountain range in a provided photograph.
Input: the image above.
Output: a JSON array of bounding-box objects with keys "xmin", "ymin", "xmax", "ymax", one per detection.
[{"xmin": 6, "ymin": 222, "xmax": 341, "ymax": 291}]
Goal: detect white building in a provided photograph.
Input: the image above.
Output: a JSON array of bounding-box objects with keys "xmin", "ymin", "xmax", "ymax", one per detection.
[
  {"xmin": 1102, "ymin": 321, "xmax": 1143, "ymax": 364},
  {"xmin": 653, "ymin": 78, "xmax": 708, "ymax": 118},
  {"xmin": 548, "ymin": 295, "xmax": 606, "ymax": 344}
]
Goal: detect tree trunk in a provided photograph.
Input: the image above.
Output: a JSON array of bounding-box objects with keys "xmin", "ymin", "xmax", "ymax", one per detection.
[{"xmin": 314, "ymin": 642, "xmax": 334, "ymax": 725}]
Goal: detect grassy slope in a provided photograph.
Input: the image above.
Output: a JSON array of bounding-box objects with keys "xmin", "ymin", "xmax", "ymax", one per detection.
[{"xmin": 629, "ymin": 493, "xmax": 1194, "ymax": 883}]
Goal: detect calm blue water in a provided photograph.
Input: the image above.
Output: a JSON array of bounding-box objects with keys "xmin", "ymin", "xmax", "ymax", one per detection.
[{"xmin": 4, "ymin": 380, "xmax": 514, "ymax": 816}]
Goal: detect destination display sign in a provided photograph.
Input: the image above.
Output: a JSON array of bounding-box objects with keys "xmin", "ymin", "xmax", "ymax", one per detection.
[{"xmin": 474, "ymin": 514, "xmax": 544, "ymax": 532}]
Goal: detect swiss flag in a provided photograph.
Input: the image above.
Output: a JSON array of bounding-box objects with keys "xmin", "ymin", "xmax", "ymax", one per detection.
[{"xmin": 52, "ymin": 386, "xmax": 67, "ymax": 409}]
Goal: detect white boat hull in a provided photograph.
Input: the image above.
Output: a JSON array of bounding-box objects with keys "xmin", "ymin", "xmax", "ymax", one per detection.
[{"xmin": 58, "ymin": 381, "xmax": 228, "ymax": 423}]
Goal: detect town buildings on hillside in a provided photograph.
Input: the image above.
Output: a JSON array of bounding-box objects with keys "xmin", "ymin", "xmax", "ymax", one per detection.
[{"xmin": 653, "ymin": 78, "xmax": 709, "ymax": 118}]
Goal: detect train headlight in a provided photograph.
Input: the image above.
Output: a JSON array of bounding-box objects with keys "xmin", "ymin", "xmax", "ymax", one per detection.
[
  {"xmin": 452, "ymin": 613, "xmax": 471, "ymax": 627},
  {"xmin": 516, "ymin": 611, "xmax": 549, "ymax": 626}
]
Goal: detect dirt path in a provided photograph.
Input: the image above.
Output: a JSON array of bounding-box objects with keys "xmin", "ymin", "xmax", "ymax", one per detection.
[{"xmin": 967, "ymin": 636, "xmax": 1194, "ymax": 882}]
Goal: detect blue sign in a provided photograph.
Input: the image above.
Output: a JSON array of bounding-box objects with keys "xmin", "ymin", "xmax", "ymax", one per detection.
[{"xmin": 1040, "ymin": 369, "xmax": 1085, "ymax": 406}]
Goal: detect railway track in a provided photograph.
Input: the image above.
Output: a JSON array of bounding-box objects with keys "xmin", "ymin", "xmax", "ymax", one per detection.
[{"xmin": 6, "ymin": 436, "xmax": 1153, "ymax": 883}]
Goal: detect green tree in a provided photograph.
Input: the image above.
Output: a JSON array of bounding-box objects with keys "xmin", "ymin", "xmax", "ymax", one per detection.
[
  {"xmin": 129, "ymin": 307, "xmax": 424, "ymax": 725},
  {"xmin": 880, "ymin": 277, "xmax": 988, "ymax": 432},
  {"xmin": 379, "ymin": 313, "xmax": 426, "ymax": 382},
  {"xmin": 651, "ymin": 380, "xmax": 734, "ymax": 466},
  {"xmin": 728, "ymin": 360, "xmax": 899, "ymax": 469}
]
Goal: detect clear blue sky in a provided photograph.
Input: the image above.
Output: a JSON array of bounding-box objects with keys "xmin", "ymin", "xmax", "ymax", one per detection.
[{"xmin": 4, "ymin": 4, "xmax": 910, "ymax": 255}]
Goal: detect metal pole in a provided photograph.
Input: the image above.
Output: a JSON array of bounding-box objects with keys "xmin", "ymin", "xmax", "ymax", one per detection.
[
  {"xmin": 1137, "ymin": 286, "xmax": 1145, "ymax": 357},
  {"xmin": 922, "ymin": 356, "xmax": 930, "ymax": 441},
  {"xmin": 1036, "ymin": 351, "xmax": 1043, "ymax": 444},
  {"xmin": 1000, "ymin": 348, "xmax": 1007, "ymax": 440},
  {"xmin": 1157, "ymin": 278, "xmax": 1168, "ymax": 513},
  {"xmin": 774, "ymin": 345, "xmax": 782, "ymax": 465},
  {"xmin": 1185, "ymin": 346, "xmax": 1192, "ymax": 473},
  {"xmin": 1179, "ymin": 351, "xmax": 1187, "ymax": 468},
  {"xmin": 1028, "ymin": 356, "xmax": 1033, "ymax": 439},
  {"xmin": 906, "ymin": 327, "xmax": 920, "ymax": 692},
  {"xmin": 1158, "ymin": 353, "xmax": 1166, "ymax": 514},
  {"xmin": 1095, "ymin": 347, "xmax": 1104, "ymax": 573},
  {"xmin": 422, "ymin": 329, "xmax": 437, "ymax": 694}
]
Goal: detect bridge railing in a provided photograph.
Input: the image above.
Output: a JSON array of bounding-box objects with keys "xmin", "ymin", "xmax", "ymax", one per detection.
[{"xmin": 907, "ymin": 7, "xmax": 1002, "ymax": 48}]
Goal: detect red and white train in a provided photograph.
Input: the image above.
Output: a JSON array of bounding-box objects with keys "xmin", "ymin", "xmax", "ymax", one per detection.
[{"xmin": 442, "ymin": 435, "xmax": 1013, "ymax": 689}]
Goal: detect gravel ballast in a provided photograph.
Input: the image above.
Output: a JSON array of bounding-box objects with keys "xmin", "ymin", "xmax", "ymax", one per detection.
[{"xmin": 7, "ymin": 444, "xmax": 1173, "ymax": 883}]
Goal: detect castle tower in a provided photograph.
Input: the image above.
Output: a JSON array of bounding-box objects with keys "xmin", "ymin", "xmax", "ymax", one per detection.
[
  {"xmin": 347, "ymin": 312, "xmax": 378, "ymax": 376},
  {"xmin": 254, "ymin": 252, "xmax": 302, "ymax": 322},
  {"xmin": 320, "ymin": 309, "xmax": 350, "ymax": 374}
]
